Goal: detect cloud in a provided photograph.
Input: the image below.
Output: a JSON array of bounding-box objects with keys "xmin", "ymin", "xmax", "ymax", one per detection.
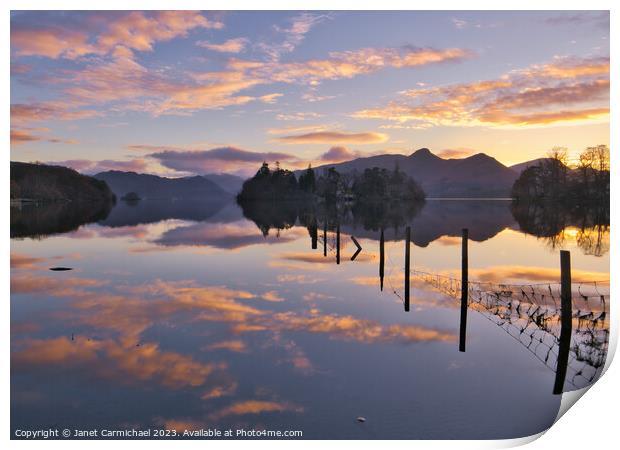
[
  {"xmin": 353, "ymin": 56, "xmax": 609, "ymax": 128},
  {"xmin": 60, "ymin": 54, "xmax": 264, "ymax": 116},
  {"xmin": 11, "ymin": 11, "xmax": 223, "ymax": 59},
  {"xmin": 436, "ymin": 148, "xmax": 476, "ymax": 159},
  {"xmin": 259, "ymin": 93, "xmax": 283, "ymax": 104},
  {"xmin": 205, "ymin": 340, "xmax": 248, "ymax": 353},
  {"xmin": 11, "ymin": 63, "xmax": 31, "ymax": 74},
  {"xmin": 209, "ymin": 400, "xmax": 303, "ymax": 420},
  {"xmin": 261, "ymin": 291, "xmax": 285, "ymax": 302},
  {"xmin": 147, "ymin": 146, "xmax": 298, "ymax": 174},
  {"xmin": 11, "ymin": 11, "xmax": 476, "ymax": 131},
  {"xmin": 197, "ymin": 38, "xmax": 248, "ymax": 53},
  {"xmin": 276, "ymin": 131, "xmax": 388, "ymax": 145},
  {"xmin": 319, "ymin": 146, "xmax": 359, "ymax": 162},
  {"xmin": 10, "ymin": 128, "xmax": 79, "ymax": 146},
  {"xmin": 266, "ymin": 123, "xmax": 334, "ymax": 135},
  {"xmin": 230, "ymin": 46, "xmax": 472, "ymax": 86},
  {"xmin": 10, "ymin": 253, "xmax": 46, "ymax": 269},
  {"xmin": 301, "ymin": 91, "xmax": 336, "ymax": 102},
  {"xmin": 468, "ymin": 265, "xmax": 609, "ymax": 284},
  {"xmin": 12, "ymin": 335, "xmax": 228, "ymax": 391},
  {"xmin": 154, "ymin": 221, "xmax": 307, "ymax": 250},
  {"xmin": 545, "ymin": 11, "xmax": 609, "ymax": 28},
  {"xmin": 11, "ymin": 102, "xmax": 100, "ymax": 126},
  {"xmin": 452, "ymin": 18, "xmax": 468, "ymax": 29},
  {"xmin": 11, "ymin": 25, "xmax": 94, "ymax": 59},
  {"xmin": 12, "ymin": 11, "xmax": 473, "ymax": 122},
  {"xmin": 257, "ymin": 12, "xmax": 332, "ymax": 61}
]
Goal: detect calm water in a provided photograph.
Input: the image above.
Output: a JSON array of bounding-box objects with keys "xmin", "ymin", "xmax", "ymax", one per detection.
[{"xmin": 10, "ymin": 199, "xmax": 610, "ymax": 439}]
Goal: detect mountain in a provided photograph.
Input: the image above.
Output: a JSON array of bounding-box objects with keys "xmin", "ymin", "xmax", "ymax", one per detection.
[
  {"xmin": 302, "ymin": 148, "xmax": 519, "ymax": 198},
  {"xmin": 94, "ymin": 171, "xmax": 230, "ymax": 199},
  {"xmin": 202, "ymin": 173, "xmax": 245, "ymax": 195},
  {"xmin": 509, "ymin": 158, "xmax": 555, "ymax": 174},
  {"xmin": 11, "ymin": 161, "xmax": 115, "ymax": 204}
]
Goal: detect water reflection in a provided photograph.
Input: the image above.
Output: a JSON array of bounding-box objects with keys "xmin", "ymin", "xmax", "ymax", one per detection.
[
  {"xmin": 10, "ymin": 198, "xmax": 610, "ymax": 258},
  {"xmin": 511, "ymin": 201, "xmax": 609, "ymax": 256},
  {"xmin": 11, "ymin": 201, "xmax": 112, "ymax": 239},
  {"xmin": 10, "ymin": 197, "xmax": 610, "ymax": 439}
]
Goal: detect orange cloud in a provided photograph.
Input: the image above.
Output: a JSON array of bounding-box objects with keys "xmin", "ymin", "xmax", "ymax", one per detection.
[
  {"xmin": 11, "ymin": 102, "xmax": 100, "ymax": 126},
  {"xmin": 277, "ymin": 250, "xmax": 376, "ymax": 265},
  {"xmin": 11, "ymin": 11, "xmax": 222, "ymax": 60},
  {"xmin": 261, "ymin": 291, "xmax": 285, "ymax": 302},
  {"xmin": 270, "ymin": 311, "xmax": 456, "ymax": 344},
  {"xmin": 276, "ymin": 131, "xmax": 388, "ymax": 145},
  {"xmin": 12, "ymin": 336, "xmax": 227, "ymax": 390},
  {"xmin": 11, "ymin": 27, "xmax": 94, "ymax": 59},
  {"xmin": 208, "ymin": 400, "xmax": 303, "ymax": 420},
  {"xmin": 353, "ymin": 56, "xmax": 609, "ymax": 128},
  {"xmin": 467, "ymin": 265, "xmax": 609, "ymax": 284},
  {"xmin": 267, "ymin": 123, "xmax": 335, "ymax": 135},
  {"xmin": 11, "ymin": 128, "xmax": 79, "ymax": 147},
  {"xmin": 197, "ymin": 38, "xmax": 248, "ymax": 53},
  {"xmin": 206, "ymin": 340, "xmax": 248, "ymax": 353},
  {"xmin": 436, "ymin": 148, "xmax": 476, "ymax": 159},
  {"xmin": 10, "ymin": 254, "xmax": 45, "ymax": 269},
  {"xmin": 229, "ymin": 46, "xmax": 471, "ymax": 85},
  {"xmin": 319, "ymin": 146, "xmax": 359, "ymax": 162}
]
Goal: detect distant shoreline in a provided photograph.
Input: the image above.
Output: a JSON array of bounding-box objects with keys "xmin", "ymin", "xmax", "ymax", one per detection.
[{"xmin": 425, "ymin": 197, "xmax": 514, "ymax": 201}]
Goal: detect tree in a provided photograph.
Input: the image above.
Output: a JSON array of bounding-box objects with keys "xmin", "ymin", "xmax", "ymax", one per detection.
[
  {"xmin": 298, "ymin": 164, "xmax": 316, "ymax": 193},
  {"xmin": 512, "ymin": 144, "xmax": 609, "ymax": 205}
]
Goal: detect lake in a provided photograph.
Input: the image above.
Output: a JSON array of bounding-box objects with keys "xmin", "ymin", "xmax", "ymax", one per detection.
[{"xmin": 10, "ymin": 198, "xmax": 610, "ymax": 439}]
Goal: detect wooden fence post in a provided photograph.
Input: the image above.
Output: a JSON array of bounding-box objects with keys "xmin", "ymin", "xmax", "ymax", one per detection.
[
  {"xmin": 405, "ymin": 226, "xmax": 411, "ymax": 312},
  {"xmin": 311, "ymin": 219, "xmax": 317, "ymax": 249},
  {"xmin": 554, "ymin": 250, "xmax": 573, "ymax": 394},
  {"xmin": 379, "ymin": 228, "xmax": 385, "ymax": 291},
  {"xmin": 336, "ymin": 224, "xmax": 340, "ymax": 265},
  {"xmin": 459, "ymin": 228, "xmax": 468, "ymax": 352}
]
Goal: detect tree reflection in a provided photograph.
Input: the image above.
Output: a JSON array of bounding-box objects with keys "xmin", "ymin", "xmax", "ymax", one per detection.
[
  {"xmin": 511, "ymin": 201, "xmax": 609, "ymax": 256},
  {"xmin": 238, "ymin": 198, "xmax": 425, "ymax": 238}
]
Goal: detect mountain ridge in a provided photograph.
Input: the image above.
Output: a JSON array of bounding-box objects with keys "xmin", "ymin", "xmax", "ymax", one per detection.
[
  {"xmin": 94, "ymin": 170, "xmax": 231, "ymax": 200},
  {"xmin": 300, "ymin": 148, "xmax": 521, "ymax": 198}
]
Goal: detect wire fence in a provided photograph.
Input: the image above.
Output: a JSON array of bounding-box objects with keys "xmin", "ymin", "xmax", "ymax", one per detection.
[{"xmin": 404, "ymin": 268, "xmax": 609, "ymax": 392}]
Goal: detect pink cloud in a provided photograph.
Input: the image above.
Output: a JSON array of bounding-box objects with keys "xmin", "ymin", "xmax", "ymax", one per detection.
[
  {"xmin": 319, "ymin": 146, "xmax": 359, "ymax": 162},
  {"xmin": 146, "ymin": 146, "xmax": 299, "ymax": 175},
  {"xmin": 11, "ymin": 11, "xmax": 222, "ymax": 60},
  {"xmin": 276, "ymin": 131, "xmax": 388, "ymax": 145}
]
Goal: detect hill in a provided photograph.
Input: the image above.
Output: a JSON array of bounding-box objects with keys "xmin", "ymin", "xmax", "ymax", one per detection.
[
  {"xmin": 11, "ymin": 161, "xmax": 115, "ymax": 204},
  {"xmin": 302, "ymin": 148, "xmax": 519, "ymax": 198},
  {"xmin": 94, "ymin": 171, "xmax": 230, "ymax": 199},
  {"xmin": 202, "ymin": 173, "xmax": 245, "ymax": 195}
]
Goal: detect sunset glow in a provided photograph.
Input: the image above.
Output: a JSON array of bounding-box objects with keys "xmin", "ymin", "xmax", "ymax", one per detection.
[{"xmin": 10, "ymin": 10, "xmax": 609, "ymax": 176}]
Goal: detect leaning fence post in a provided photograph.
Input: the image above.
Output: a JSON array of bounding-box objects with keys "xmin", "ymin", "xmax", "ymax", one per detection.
[
  {"xmin": 554, "ymin": 250, "xmax": 573, "ymax": 394},
  {"xmin": 404, "ymin": 226, "xmax": 411, "ymax": 312},
  {"xmin": 459, "ymin": 228, "xmax": 468, "ymax": 352}
]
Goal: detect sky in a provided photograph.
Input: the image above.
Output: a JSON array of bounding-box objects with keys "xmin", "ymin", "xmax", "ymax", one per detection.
[{"xmin": 10, "ymin": 10, "xmax": 610, "ymax": 177}]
